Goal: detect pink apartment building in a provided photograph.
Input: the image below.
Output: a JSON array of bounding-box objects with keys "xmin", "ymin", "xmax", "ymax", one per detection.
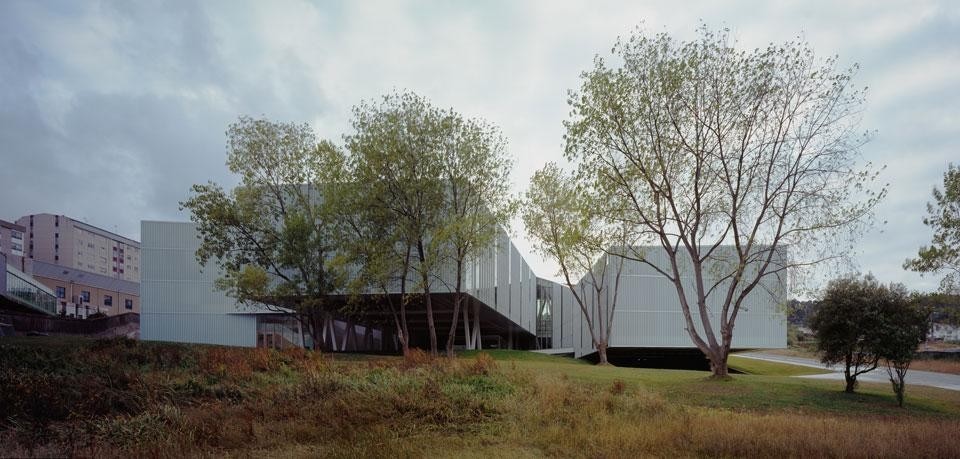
[
  {"xmin": 0, "ymin": 219, "xmax": 26, "ymax": 270},
  {"xmin": 10, "ymin": 214, "xmax": 140, "ymax": 317}
]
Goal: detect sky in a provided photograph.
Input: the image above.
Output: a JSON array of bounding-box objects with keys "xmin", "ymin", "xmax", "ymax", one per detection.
[{"xmin": 1, "ymin": 0, "xmax": 957, "ymax": 293}]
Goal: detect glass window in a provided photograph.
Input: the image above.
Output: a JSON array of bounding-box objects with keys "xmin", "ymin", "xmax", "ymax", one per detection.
[
  {"xmin": 104, "ymin": 295, "xmax": 112, "ymax": 306},
  {"xmin": 81, "ymin": 291, "xmax": 90, "ymax": 302},
  {"xmin": 56, "ymin": 286, "xmax": 65, "ymax": 299},
  {"xmin": 124, "ymin": 299, "xmax": 133, "ymax": 310}
]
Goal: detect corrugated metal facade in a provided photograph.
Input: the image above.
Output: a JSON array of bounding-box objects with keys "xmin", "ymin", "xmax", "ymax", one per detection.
[
  {"xmin": 140, "ymin": 221, "xmax": 257, "ymax": 347},
  {"xmin": 548, "ymin": 247, "xmax": 787, "ymax": 357},
  {"xmin": 141, "ymin": 222, "xmax": 541, "ymax": 346},
  {"xmin": 141, "ymin": 221, "xmax": 784, "ymax": 354}
]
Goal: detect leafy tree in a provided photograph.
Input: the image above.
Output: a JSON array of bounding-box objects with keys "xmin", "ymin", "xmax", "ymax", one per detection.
[
  {"xmin": 809, "ymin": 275, "xmax": 907, "ymax": 393},
  {"xmin": 435, "ymin": 112, "xmax": 516, "ymax": 358},
  {"xmin": 905, "ymin": 164, "xmax": 960, "ymax": 295},
  {"xmin": 523, "ymin": 163, "xmax": 629, "ymax": 365},
  {"xmin": 564, "ymin": 26, "xmax": 885, "ymax": 377},
  {"xmin": 877, "ymin": 297, "xmax": 929, "ymax": 407},
  {"xmin": 181, "ymin": 116, "xmax": 347, "ymax": 350},
  {"xmin": 332, "ymin": 176, "xmax": 415, "ymax": 353},
  {"xmin": 345, "ymin": 92, "xmax": 449, "ymax": 356}
]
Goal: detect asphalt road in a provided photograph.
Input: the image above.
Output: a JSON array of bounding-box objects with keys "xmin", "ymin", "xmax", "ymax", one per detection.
[{"xmin": 737, "ymin": 352, "xmax": 960, "ymax": 391}]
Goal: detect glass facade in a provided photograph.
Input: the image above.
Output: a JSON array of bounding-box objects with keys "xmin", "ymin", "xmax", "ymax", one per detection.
[
  {"xmin": 535, "ymin": 280, "xmax": 553, "ymax": 349},
  {"xmin": 4, "ymin": 270, "xmax": 58, "ymax": 315},
  {"xmin": 256, "ymin": 315, "xmax": 307, "ymax": 350}
]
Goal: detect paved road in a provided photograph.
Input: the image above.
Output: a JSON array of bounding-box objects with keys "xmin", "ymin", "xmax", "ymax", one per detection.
[{"xmin": 737, "ymin": 352, "xmax": 960, "ymax": 391}]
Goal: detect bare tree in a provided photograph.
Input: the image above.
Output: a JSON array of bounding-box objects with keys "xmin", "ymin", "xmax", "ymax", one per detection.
[{"xmin": 564, "ymin": 26, "xmax": 886, "ymax": 376}]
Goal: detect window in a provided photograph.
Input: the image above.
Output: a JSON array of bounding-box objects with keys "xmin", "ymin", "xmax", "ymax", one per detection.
[
  {"xmin": 55, "ymin": 215, "xmax": 59, "ymax": 227},
  {"xmin": 56, "ymin": 287, "xmax": 65, "ymax": 299},
  {"xmin": 11, "ymin": 230, "xmax": 22, "ymax": 240},
  {"xmin": 81, "ymin": 291, "xmax": 90, "ymax": 303},
  {"xmin": 124, "ymin": 299, "xmax": 133, "ymax": 310},
  {"xmin": 54, "ymin": 255, "xmax": 58, "ymax": 261},
  {"xmin": 104, "ymin": 295, "xmax": 112, "ymax": 307}
]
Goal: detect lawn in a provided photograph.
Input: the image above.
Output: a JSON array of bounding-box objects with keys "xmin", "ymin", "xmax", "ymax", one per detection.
[{"xmin": 2, "ymin": 337, "xmax": 959, "ymax": 457}]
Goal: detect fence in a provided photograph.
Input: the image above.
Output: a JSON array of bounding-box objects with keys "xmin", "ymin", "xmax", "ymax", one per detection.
[{"xmin": 0, "ymin": 311, "xmax": 139, "ymax": 335}]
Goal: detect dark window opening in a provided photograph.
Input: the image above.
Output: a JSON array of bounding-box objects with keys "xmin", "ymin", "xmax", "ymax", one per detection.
[
  {"xmin": 124, "ymin": 299, "xmax": 133, "ymax": 310},
  {"xmin": 104, "ymin": 295, "xmax": 112, "ymax": 307}
]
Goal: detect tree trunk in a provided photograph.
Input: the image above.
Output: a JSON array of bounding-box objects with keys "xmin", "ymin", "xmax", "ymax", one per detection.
[
  {"xmin": 446, "ymin": 265, "xmax": 464, "ymax": 358},
  {"xmin": 417, "ymin": 240, "xmax": 438, "ymax": 356},
  {"xmin": 709, "ymin": 349, "xmax": 730, "ymax": 378},
  {"xmin": 399, "ymin": 244, "xmax": 412, "ymax": 356},
  {"xmin": 445, "ymin": 292, "xmax": 462, "ymax": 358},
  {"xmin": 596, "ymin": 342, "xmax": 609, "ymax": 365},
  {"xmin": 844, "ymin": 353, "xmax": 856, "ymax": 393},
  {"xmin": 462, "ymin": 300, "xmax": 473, "ymax": 350}
]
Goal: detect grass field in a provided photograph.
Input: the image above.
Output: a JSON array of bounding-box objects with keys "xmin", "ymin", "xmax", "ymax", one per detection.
[{"xmin": 2, "ymin": 337, "xmax": 959, "ymax": 457}]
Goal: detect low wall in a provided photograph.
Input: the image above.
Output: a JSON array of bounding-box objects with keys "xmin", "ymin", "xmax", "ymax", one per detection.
[{"xmin": 0, "ymin": 311, "xmax": 139, "ymax": 336}]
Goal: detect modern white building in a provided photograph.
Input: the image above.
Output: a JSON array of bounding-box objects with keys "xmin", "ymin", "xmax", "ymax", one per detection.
[{"xmin": 141, "ymin": 220, "xmax": 786, "ymax": 362}]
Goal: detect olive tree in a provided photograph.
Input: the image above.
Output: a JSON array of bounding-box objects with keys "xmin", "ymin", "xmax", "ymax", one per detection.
[
  {"xmin": 181, "ymin": 116, "xmax": 347, "ymax": 350},
  {"xmin": 877, "ymin": 297, "xmax": 929, "ymax": 407},
  {"xmin": 564, "ymin": 26, "xmax": 885, "ymax": 377},
  {"xmin": 809, "ymin": 274, "xmax": 911, "ymax": 394}
]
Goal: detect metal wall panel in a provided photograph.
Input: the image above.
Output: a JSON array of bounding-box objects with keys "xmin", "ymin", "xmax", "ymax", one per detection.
[{"xmin": 141, "ymin": 221, "xmax": 257, "ymax": 347}]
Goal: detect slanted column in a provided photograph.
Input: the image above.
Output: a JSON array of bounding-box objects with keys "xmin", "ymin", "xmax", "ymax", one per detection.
[{"xmin": 462, "ymin": 301, "xmax": 474, "ymax": 350}]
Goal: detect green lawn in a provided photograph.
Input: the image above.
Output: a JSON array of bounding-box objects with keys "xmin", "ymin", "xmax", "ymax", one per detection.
[
  {"xmin": 466, "ymin": 350, "xmax": 960, "ymax": 418},
  {"xmin": 727, "ymin": 354, "xmax": 831, "ymax": 376}
]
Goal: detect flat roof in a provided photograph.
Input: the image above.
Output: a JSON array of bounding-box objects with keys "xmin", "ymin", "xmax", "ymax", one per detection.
[
  {"xmin": 30, "ymin": 260, "xmax": 139, "ymax": 295},
  {"xmin": 0, "ymin": 219, "xmax": 25, "ymax": 232}
]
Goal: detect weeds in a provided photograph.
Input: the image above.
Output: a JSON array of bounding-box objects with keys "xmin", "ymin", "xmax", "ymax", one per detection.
[{"xmin": 2, "ymin": 337, "xmax": 959, "ymax": 458}]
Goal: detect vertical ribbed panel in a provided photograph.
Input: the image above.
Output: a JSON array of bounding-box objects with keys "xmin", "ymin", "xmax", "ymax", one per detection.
[{"xmin": 140, "ymin": 221, "xmax": 257, "ymax": 347}]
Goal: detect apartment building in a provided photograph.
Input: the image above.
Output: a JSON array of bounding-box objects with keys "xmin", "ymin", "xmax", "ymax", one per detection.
[
  {"xmin": 13, "ymin": 214, "xmax": 140, "ymax": 317},
  {"xmin": 16, "ymin": 214, "xmax": 140, "ymax": 282},
  {"xmin": 0, "ymin": 219, "xmax": 26, "ymax": 270}
]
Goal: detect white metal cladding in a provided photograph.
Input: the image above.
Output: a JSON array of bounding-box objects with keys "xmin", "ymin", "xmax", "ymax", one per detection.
[
  {"xmin": 141, "ymin": 221, "xmax": 542, "ymax": 347},
  {"xmin": 141, "ymin": 221, "xmax": 260, "ymax": 347},
  {"xmin": 559, "ymin": 246, "xmax": 786, "ymax": 357}
]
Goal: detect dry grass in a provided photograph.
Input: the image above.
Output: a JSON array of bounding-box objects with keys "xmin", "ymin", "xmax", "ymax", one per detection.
[
  {"xmin": 910, "ymin": 359, "xmax": 960, "ymax": 375},
  {"xmin": 502, "ymin": 372, "xmax": 960, "ymax": 458},
  {"xmin": 2, "ymin": 338, "xmax": 959, "ymax": 458}
]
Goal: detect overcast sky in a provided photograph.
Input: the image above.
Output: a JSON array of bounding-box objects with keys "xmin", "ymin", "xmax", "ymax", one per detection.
[{"xmin": 1, "ymin": 0, "xmax": 957, "ymax": 292}]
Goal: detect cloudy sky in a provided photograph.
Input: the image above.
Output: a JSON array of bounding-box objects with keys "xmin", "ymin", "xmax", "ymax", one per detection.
[{"xmin": 1, "ymin": 0, "xmax": 957, "ymax": 291}]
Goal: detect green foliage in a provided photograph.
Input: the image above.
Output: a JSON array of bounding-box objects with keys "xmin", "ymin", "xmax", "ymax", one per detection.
[
  {"xmin": 342, "ymin": 91, "xmax": 516, "ymax": 355},
  {"xmin": 905, "ymin": 163, "xmax": 960, "ymax": 295},
  {"xmin": 522, "ymin": 163, "xmax": 629, "ymax": 364},
  {"xmin": 809, "ymin": 274, "xmax": 924, "ymax": 396},
  {"xmin": 181, "ymin": 116, "xmax": 348, "ymax": 346}
]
